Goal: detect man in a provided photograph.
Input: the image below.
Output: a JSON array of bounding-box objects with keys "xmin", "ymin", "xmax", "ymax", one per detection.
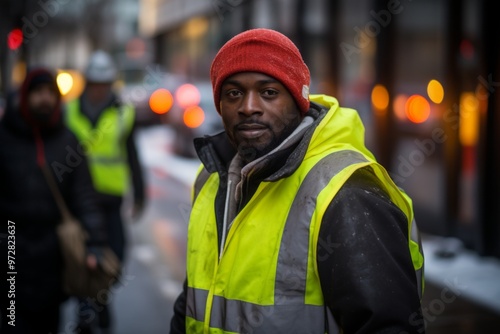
[
  {"xmin": 0, "ymin": 67, "xmax": 106, "ymax": 333},
  {"xmin": 64, "ymin": 50, "xmax": 145, "ymax": 332},
  {"xmin": 170, "ymin": 28, "xmax": 425, "ymax": 333}
]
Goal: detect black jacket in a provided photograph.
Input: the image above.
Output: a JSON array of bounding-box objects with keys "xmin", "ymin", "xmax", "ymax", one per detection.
[
  {"xmin": 170, "ymin": 103, "xmax": 424, "ymax": 333},
  {"xmin": 0, "ymin": 71, "xmax": 106, "ymax": 311}
]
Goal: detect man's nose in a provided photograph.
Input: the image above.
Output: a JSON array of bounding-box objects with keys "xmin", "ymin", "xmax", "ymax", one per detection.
[
  {"xmin": 39, "ymin": 87, "xmax": 56, "ymax": 100},
  {"xmin": 42, "ymin": 91, "xmax": 53, "ymax": 99},
  {"xmin": 239, "ymin": 91, "xmax": 263, "ymax": 116}
]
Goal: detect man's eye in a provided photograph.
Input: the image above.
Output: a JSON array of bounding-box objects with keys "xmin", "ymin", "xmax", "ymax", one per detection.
[
  {"xmin": 226, "ymin": 90, "xmax": 241, "ymax": 97},
  {"xmin": 262, "ymin": 89, "xmax": 278, "ymax": 97}
]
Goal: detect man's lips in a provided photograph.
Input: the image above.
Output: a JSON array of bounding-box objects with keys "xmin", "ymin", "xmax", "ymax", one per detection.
[{"xmin": 236, "ymin": 123, "xmax": 268, "ymax": 138}]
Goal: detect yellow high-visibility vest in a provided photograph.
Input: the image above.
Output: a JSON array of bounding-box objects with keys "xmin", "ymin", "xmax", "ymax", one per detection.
[
  {"xmin": 65, "ymin": 99, "xmax": 135, "ymax": 196},
  {"xmin": 186, "ymin": 95, "xmax": 425, "ymax": 334}
]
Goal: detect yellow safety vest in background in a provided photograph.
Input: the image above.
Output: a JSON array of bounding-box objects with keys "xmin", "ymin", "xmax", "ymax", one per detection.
[
  {"xmin": 186, "ymin": 95, "xmax": 425, "ymax": 334},
  {"xmin": 65, "ymin": 99, "xmax": 135, "ymax": 196}
]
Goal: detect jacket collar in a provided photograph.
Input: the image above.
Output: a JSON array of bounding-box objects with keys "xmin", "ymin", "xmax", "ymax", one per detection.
[{"xmin": 193, "ymin": 101, "xmax": 328, "ymax": 181}]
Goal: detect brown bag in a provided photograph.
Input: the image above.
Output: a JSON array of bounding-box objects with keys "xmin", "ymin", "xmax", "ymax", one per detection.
[{"xmin": 41, "ymin": 163, "xmax": 121, "ymax": 298}]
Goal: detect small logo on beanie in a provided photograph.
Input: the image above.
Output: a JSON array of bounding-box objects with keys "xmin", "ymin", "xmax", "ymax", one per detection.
[{"xmin": 302, "ymin": 85, "xmax": 309, "ymax": 100}]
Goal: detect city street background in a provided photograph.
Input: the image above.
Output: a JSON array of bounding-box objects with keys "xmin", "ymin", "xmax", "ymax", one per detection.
[{"xmin": 1, "ymin": 0, "xmax": 499, "ymax": 333}]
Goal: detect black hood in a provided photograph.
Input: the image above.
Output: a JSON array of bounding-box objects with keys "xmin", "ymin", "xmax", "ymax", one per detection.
[
  {"xmin": 1, "ymin": 68, "xmax": 64, "ymax": 167},
  {"xmin": 3, "ymin": 67, "xmax": 63, "ymax": 137}
]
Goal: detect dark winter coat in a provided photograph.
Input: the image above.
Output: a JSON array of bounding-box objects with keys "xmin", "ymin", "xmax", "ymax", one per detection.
[{"xmin": 0, "ymin": 69, "xmax": 106, "ymax": 312}]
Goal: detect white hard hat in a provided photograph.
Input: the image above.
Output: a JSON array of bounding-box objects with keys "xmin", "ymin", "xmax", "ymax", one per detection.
[{"xmin": 85, "ymin": 50, "xmax": 117, "ymax": 83}]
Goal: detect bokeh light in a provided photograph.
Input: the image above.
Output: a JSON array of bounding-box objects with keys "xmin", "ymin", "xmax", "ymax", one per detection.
[
  {"xmin": 56, "ymin": 69, "xmax": 85, "ymax": 101},
  {"xmin": 427, "ymin": 79, "xmax": 444, "ymax": 104},
  {"xmin": 149, "ymin": 88, "xmax": 173, "ymax": 114},
  {"xmin": 57, "ymin": 72, "xmax": 74, "ymax": 95},
  {"xmin": 459, "ymin": 92, "xmax": 480, "ymax": 146},
  {"xmin": 175, "ymin": 84, "xmax": 201, "ymax": 108},
  {"xmin": 371, "ymin": 84, "xmax": 389, "ymax": 115},
  {"xmin": 183, "ymin": 106, "xmax": 205, "ymax": 128},
  {"xmin": 405, "ymin": 95, "xmax": 430, "ymax": 123},
  {"xmin": 7, "ymin": 29, "xmax": 23, "ymax": 50},
  {"xmin": 393, "ymin": 94, "xmax": 408, "ymax": 121}
]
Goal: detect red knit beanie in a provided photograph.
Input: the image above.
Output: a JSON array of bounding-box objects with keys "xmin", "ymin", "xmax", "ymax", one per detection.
[{"xmin": 210, "ymin": 28, "xmax": 311, "ymax": 114}]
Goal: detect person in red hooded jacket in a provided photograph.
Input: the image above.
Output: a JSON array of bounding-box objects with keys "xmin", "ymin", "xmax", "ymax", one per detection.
[{"xmin": 0, "ymin": 67, "xmax": 107, "ymax": 334}]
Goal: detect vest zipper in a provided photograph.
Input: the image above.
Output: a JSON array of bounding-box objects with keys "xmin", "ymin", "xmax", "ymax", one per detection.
[{"xmin": 219, "ymin": 179, "xmax": 232, "ymax": 260}]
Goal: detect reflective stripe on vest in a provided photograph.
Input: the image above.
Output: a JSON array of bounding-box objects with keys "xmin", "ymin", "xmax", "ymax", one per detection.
[
  {"xmin": 187, "ymin": 286, "xmax": 329, "ymax": 333},
  {"xmin": 65, "ymin": 99, "xmax": 134, "ymax": 195},
  {"xmin": 187, "ymin": 150, "xmax": 395, "ymax": 334}
]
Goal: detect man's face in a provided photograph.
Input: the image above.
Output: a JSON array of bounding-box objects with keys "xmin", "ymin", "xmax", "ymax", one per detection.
[
  {"xmin": 220, "ymin": 72, "xmax": 303, "ymax": 163},
  {"xmin": 28, "ymin": 83, "xmax": 58, "ymax": 121},
  {"xmin": 85, "ymin": 82, "xmax": 113, "ymax": 105}
]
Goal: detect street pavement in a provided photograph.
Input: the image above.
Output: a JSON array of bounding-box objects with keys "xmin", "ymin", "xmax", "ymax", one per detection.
[{"xmin": 58, "ymin": 124, "xmax": 500, "ymax": 334}]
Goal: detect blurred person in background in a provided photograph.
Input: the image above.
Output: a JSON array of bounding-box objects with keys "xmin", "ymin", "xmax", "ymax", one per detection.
[
  {"xmin": 0, "ymin": 67, "xmax": 107, "ymax": 334},
  {"xmin": 64, "ymin": 49, "xmax": 145, "ymax": 333},
  {"xmin": 170, "ymin": 28, "xmax": 425, "ymax": 334}
]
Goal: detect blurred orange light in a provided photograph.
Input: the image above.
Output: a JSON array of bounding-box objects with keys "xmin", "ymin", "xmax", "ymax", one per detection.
[
  {"xmin": 149, "ymin": 89, "xmax": 173, "ymax": 114},
  {"xmin": 427, "ymin": 79, "xmax": 444, "ymax": 104},
  {"xmin": 393, "ymin": 94, "xmax": 408, "ymax": 121},
  {"xmin": 371, "ymin": 84, "xmax": 389, "ymax": 115},
  {"xmin": 183, "ymin": 17, "xmax": 209, "ymax": 39},
  {"xmin": 12, "ymin": 61, "xmax": 26, "ymax": 86},
  {"xmin": 183, "ymin": 106, "xmax": 205, "ymax": 128},
  {"xmin": 176, "ymin": 84, "xmax": 201, "ymax": 108},
  {"xmin": 405, "ymin": 95, "xmax": 430, "ymax": 124},
  {"xmin": 459, "ymin": 92, "xmax": 479, "ymax": 146}
]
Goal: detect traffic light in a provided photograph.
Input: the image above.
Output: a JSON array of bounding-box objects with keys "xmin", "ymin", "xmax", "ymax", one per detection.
[{"xmin": 7, "ymin": 28, "xmax": 23, "ymax": 50}]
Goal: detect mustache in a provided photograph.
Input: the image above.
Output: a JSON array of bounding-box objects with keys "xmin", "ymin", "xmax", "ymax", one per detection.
[{"xmin": 32, "ymin": 103, "xmax": 55, "ymax": 113}]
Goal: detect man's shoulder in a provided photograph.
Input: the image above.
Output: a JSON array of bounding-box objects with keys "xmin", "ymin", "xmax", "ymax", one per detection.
[
  {"xmin": 112, "ymin": 102, "xmax": 135, "ymax": 121},
  {"xmin": 64, "ymin": 98, "xmax": 80, "ymax": 109},
  {"xmin": 332, "ymin": 166, "xmax": 394, "ymax": 205},
  {"xmin": 343, "ymin": 166, "xmax": 384, "ymax": 188}
]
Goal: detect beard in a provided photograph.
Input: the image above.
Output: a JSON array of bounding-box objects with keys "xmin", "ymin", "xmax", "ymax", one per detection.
[
  {"xmin": 234, "ymin": 115, "xmax": 302, "ymax": 163},
  {"xmin": 29, "ymin": 104, "xmax": 55, "ymax": 124}
]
